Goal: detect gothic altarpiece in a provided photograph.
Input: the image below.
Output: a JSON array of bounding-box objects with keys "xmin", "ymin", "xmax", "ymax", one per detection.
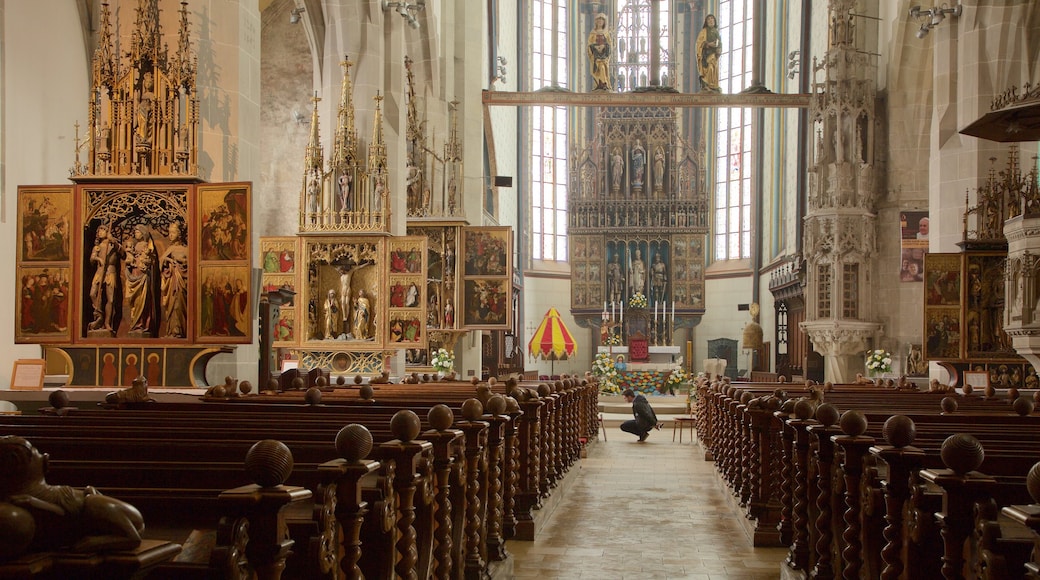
[
  {"xmin": 18, "ymin": 1, "xmax": 252, "ymax": 388},
  {"xmin": 259, "ymin": 56, "xmax": 512, "ymax": 378},
  {"xmin": 569, "ymin": 106, "xmax": 707, "ymax": 346}
]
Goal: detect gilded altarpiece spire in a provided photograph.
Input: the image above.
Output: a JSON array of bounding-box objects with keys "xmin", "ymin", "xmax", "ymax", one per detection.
[{"xmin": 800, "ymin": 0, "xmax": 883, "ymax": 382}]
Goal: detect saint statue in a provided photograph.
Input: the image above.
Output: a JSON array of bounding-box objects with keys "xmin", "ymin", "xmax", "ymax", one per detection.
[
  {"xmin": 611, "ymin": 148, "xmax": 625, "ymax": 192},
  {"xmin": 323, "ymin": 289, "xmax": 339, "ymax": 339},
  {"xmin": 123, "ymin": 224, "xmax": 156, "ymax": 336},
  {"xmin": 696, "ymin": 15, "xmax": 721, "ymax": 93},
  {"xmin": 607, "ymin": 254, "xmax": 624, "ymax": 304},
  {"xmin": 654, "ymin": 146, "xmax": 665, "ymax": 191},
  {"xmin": 87, "ymin": 225, "xmax": 119, "ymax": 333},
  {"xmin": 650, "ymin": 252, "xmax": 668, "ymax": 303},
  {"xmin": 353, "ymin": 289, "xmax": 372, "ymax": 340},
  {"xmin": 159, "ymin": 221, "xmax": 188, "ymax": 338},
  {"xmin": 631, "ymin": 141, "xmax": 646, "ymax": 189},
  {"xmin": 629, "ymin": 248, "xmax": 646, "ymax": 296},
  {"xmin": 587, "ymin": 13, "xmax": 612, "ymax": 91}
]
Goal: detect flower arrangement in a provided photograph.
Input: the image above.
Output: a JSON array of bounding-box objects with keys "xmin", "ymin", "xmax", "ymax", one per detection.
[
  {"xmin": 605, "ymin": 333, "xmax": 623, "ymax": 346},
  {"xmin": 666, "ymin": 358, "xmax": 690, "ymax": 387},
  {"xmin": 591, "ymin": 352, "xmax": 620, "ymax": 394},
  {"xmin": 430, "ymin": 348, "xmax": 455, "ymax": 373},
  {"xmin": 629, "ymin": 292, "xmax": 648, "ymax": 309},
  {"xmin": 865, "ymin": 349, "xmax": 892, "ymax": 375}
]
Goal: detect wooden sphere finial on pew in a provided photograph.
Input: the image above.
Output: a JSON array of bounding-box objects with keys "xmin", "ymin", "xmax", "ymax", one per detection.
[
  {"xmin": 882, "ymin": 415, "xmax": 916, "ymax": 448},
  {"xmin": 815, "ymin": 403, "xmax": 840, "ymax": 427},
  {"xmin": 839, "ymin": 410, "xmax": 868, "ymax": 437},
  {"xmin": 291, "ymin": 377, "xmax": 306, "ymax": 391},
  {"xmin": 305, "ymin": 387, "xmax": 322, "ymax": 405},
  {"xmin": 428, "ymin": 404, "xmax": 455, "ymax": 431},
  {"xmin": 940, "ymin": 397, "xmax": 959, "ymax": 414},
  {"xmin": 244, "ymin": 439, "xmax": 294, "ymax": 488},
  {"xmin": 461, "ymin": 398, "xmax": 484, "ymax": 421},
  {"xmin": 1013, "ymin": 396, "xmax": 1035, "ymax": 416},
  {"xmin": 486, "ymin": 394, "xmax": 507, "ymax": 416},
  {"xmin": 359, "ymin": 384, "xmax": 374, "ymax": 401},
  {"xmin": 266, "ymin": 378, "xmax": 280, "ymax": 394},
  {"xmin": 239, "ymin": 380, "xmax": 253, "ymax": 395},
  {"xmin": 1008, "ymin": 387, "xmax": 1020, "ymax": 402},
  {"xmin": 1027, "ymin": 462, "xmax": 1040, "ymax": 504},
  {"xmin": 940, "ymin": 433, "xmax": 985, "ymax": 475},
  {"xmin": 537, "ymin": 383, "xmax": 551, "ymax": 398},
  {"xmin": 504, "ymin": 396, "xmax": 521, "ymax": 414},
  {"xmin": 335, "ymin": 424, "xmax": 374, "ymax": 462},
  {"xmin": 390, "ymin": 410, "xmax": 422, "ymax": 442}
]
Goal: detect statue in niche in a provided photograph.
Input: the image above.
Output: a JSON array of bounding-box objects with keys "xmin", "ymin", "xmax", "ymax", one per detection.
[
  {"xmin": 323, "ymin": 289, "xmax": 340, "ymax": 339},
  {"xmin": 159, "ymin": 220, "xmax": 188, "ymax": 338},
  {"xmin": 0, "ymin": 435, "xmax": 145, "ymax": 558},
  {"xmin": 136, "ymin": 71, "xmax": 155, "ymax": 145},
  {"xmin": 654, "ymin": 146, "xmax": 665, "ymax": 191},
  {"xmin": 611, "ymin": 148, "xmax": 624, "ymax": 192},
  {"xmin": 123, "ymin": 224, "xmax": 156, "ymax": 336},
  {"xmin": 650, "ymin": 252, "xmax": 668, "ymax": 303},
  {"xmin": 607, "ymin": 253, "xmax": 624, "ymax": 304},
  {"xmin": 628, "ymin": 248, "xmax": 646, "ymax": 296},
  {"xmin": 631, "ymin": 141, "xmax": 646, "ymax": 189},
  {"xmin": 87, "ymin": 225, "xmax": 120, "ymax": 333},
  {"xmin": 352, "ymin": 289, "xmax": 372, "ymax": 340}
]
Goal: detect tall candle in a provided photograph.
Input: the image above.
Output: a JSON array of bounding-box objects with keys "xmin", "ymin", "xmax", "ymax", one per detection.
[
  {"xmin": 620, "ymin": 301, "xmax": 624, "ymax": 324},
  {"xmin": 611, "ymin": 301, "xmax": 615, "ymax": 321},
  {"xmin": 654, "ymin": 301, "xmax": 658, "ymax": 321},
  {"xmin": 671, "ymin": 301, "xmax": 675, "ymax": 323}
]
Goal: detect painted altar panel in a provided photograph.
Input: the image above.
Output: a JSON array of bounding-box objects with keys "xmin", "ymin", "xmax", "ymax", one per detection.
[
  {"xmin": 196, "ymin": 183, "xmax": 252, "ymax": 343},
  {"xmin": 16, "ymin": 186, "xmax": 75, "ymax": 344},
  {"xmin": 259, "ymin": 236, "xmax": 300, "ymax": 348},
  {"xmin": 461, "ymin": 226, "xmax": 513, "ymax": 330},
  {"xmin": 387, "ymin": 237, "xmax": 428, "ymax": 349},
  {"xmin": 923, "ymin": 253, "xmax": 962, "ymax": 361},
  {"xmin": 922, "ymin": 251, "xmax": 1019, "ymax": 364}
]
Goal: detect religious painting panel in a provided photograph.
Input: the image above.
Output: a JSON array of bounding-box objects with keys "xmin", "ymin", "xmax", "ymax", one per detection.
[
  {"xmin": 196, "ymin": 264, "xmax": 253, "ymax": 343},
  {"xmin": 18, "ymin": 186, "xmax": 73, "ymax": 263},
  {"xmin": 197, "ymin": 183, "xmax": 250, "ymax": 261},
  {"xmin": 462, "ymin": 227, "xmax": 511, "ymax": 277},
  {"xmin": 924, "ymin": 306, "xmax": 961, "ymax": 361},
  {"xmin": 463, "ymin": 278, "xmax": 510, "ymax": 328},
  {"xmin": 98, "ymin": 348, "xmax": 120, "ymax": 386},
  {"xmin": 260, "ymin": 237, "xmax": 297, "ymax": 274},
  {"xmin": 924, "ymin": 253, "xmax": 961, "ymax": 307},
  {"xmin": 273, "ymin": 307, "xmax": 296, "ymax": 347},
  {"xmin": 120, "ymin": 348, "xmax": 144, "ymax": 386},
  {"xmin": 262, "ymin": 275, "xmax": 296, "ymax": 306},
  {"xmin": 79, "ymin": 184, "xmax": 192, "ymax": 342},
  {"xmin": 143, "ymin": 349, "xmax": 165, "ymax": 388},
  {"xmin": 386, "ymin": 237, "xmax": 427, "ymax": 349},
  {"xmin": 965, "ymin": 253, "xmax": 1011, "ymax": 358},
  {"xmin": 300, "ymin": 238, "xmax": 386, "ymax": 349},
  {"xmin": 15, "ymin": 265, "xmax": 73, "ymax": 344}
]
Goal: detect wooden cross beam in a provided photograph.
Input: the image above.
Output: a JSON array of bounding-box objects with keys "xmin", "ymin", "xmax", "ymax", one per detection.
[{"xmin": 481, "ymin": 89, "xmax": 811, "ymax": 109}]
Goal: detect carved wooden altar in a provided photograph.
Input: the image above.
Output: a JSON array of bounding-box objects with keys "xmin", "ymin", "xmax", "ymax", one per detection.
[
  {"xmin": 569, "ymin": 105, "xmax": 708, "ymax": 340},
  {"xmin": 16, "ymin": 1, "xmax": 251, "ymax": 387}
]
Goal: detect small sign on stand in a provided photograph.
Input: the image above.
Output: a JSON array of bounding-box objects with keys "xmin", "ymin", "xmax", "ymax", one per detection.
[{"xmin": 10, "ymin": 359, "xmax": 47, "ymax": 390}]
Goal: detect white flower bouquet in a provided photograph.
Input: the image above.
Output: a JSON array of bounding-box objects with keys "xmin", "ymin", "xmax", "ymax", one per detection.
[
  {"xmin": 629, "ymin": 292, "xmax": 648, "ymax": 309},
  {"xmin": 430, "ymin": 348, "xmax": 455, "ymax": 373},
  {"xmin": 865, "ymin": 349, "xmax": 892, "ymax": 375},
  {"xmin": 591, "ymin": 352, "xmax": 620, "ymax": 394}
]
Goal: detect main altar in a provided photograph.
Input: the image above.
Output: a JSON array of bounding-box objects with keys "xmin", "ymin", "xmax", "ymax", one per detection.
[{"xmin": 569, "ymin": 103, "xmax": 709, "ymax": 373}]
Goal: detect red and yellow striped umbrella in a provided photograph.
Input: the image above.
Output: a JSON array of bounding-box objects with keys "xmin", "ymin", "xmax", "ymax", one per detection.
[{"xmin": 528, "ymin": 307, "xmax": 577, "ymax": 362}]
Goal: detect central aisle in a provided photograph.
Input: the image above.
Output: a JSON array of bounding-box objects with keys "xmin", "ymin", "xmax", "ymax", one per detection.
[{"xmin": 506, "ymin": 433, "xmax": 787, "ymax": 579}]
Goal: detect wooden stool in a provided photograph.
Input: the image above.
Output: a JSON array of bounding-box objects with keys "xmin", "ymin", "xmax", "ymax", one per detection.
[{"xmin": 672, "ymin": 416, "xmax": 696, "ymax": 443}]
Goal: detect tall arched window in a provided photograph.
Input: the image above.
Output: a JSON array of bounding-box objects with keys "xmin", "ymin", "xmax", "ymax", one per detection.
[
  {"xmin": 529, "ymin": 0, "xmax": 568, "ymax": 262},
  {"xmin": 713, "ymin": 0, "xmax": 754, "ymax": 261},
  {"xmin": 615, "ymin": 0, "xmax": 673, "ymax": 91}
]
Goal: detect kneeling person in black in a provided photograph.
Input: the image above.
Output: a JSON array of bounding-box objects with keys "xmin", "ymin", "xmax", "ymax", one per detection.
[{"xmin": 621, "ymin": 388, "xmax": 660, "ymax": 441}]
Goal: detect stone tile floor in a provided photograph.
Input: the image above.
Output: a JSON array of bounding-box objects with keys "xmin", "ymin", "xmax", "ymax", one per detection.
[{"xmin": 504, "ymin": 433, "xmax": 786, "ymax": 579}]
